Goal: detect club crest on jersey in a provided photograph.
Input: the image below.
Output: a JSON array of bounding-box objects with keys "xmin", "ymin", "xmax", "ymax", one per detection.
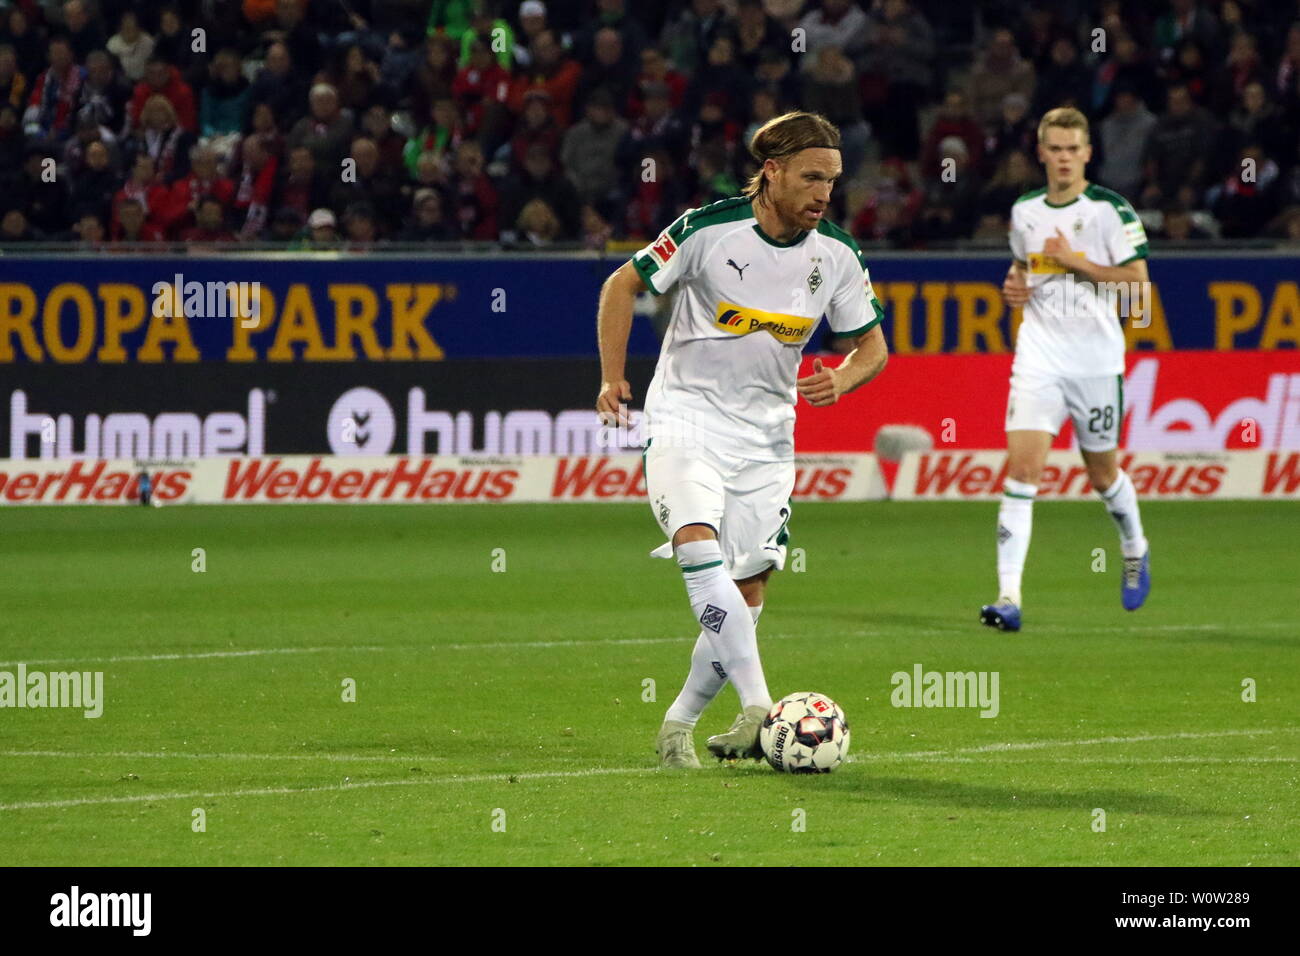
[
  {"xmin": 1073, "ymin": 218, "xmax": 1084, "ymax": 234},
  {"xmin": 714, "ymin": 301, "xmax": 815, "ymax": 344},
  {"xmin": 807, "ymin": 265, "xmax": 823, "ymax": 294},
  {"xmin": 648, "ymin": 232, "xmax": 677, "ymax": 265}
]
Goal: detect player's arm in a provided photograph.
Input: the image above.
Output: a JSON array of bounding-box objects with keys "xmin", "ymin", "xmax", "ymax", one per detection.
[
  {"xmin": 1043, "ymin": 228, "xmax": 1148, "ymax": 285},
  {"xmin": 798, "ymin": 324, "xmax": 888, "ymax": 407},
  {"xmin": 1002, "ymin": 259, "xmax": 1031, "ymax": 307},
  {"xmin": 595, "ymin": 260, "xmax": 646, "ymax": 426}
]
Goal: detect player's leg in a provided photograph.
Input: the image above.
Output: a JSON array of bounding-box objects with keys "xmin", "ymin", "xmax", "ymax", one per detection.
[
  {"xmin": 647, "ymin": 443, "xmax": 766, "ymax": 765},
  {"xmin": 1072, "ymin": 375, "xmax": 1150, "ymax": 609},
  {"xmin": 704, "ymin": 461, "xmax": 791, "ymax": 758},
  {"xmin": 982, "ymin": 373, "xmax": 1064, "ymax": 631}
]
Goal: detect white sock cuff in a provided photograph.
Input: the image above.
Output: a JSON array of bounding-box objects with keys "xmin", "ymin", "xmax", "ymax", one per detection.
[
  {"xmin": 676, "ymin": 539, "xmax": 722, "ymax": 572},
  {"xmin": 1003, "ymin": 478, "xmax": 1037, "ymax": 499}
]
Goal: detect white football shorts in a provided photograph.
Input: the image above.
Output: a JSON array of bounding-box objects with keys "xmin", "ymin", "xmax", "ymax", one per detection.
[
  {"xmin": 1005, "ymin": 370, "xmax": 1125, "ymax": 452},
  {"xmin": 643, "ymin": 439, "xmax": 793, "ymax": 580}
]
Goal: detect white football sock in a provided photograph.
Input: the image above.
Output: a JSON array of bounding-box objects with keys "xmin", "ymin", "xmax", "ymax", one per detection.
[
  {"xmin": 674, "ymin": 540, "xmax": 771, "ymax": 711},
  {"xmin": 1098, "ymin": 470, "xmax": 1148, "ymax": 558},
  {"xmin": 663, "ymin": 604, "xmax": 765, "ymax": 727},
  {"xmin": 996, "ymin": 478, "xmax": 1036, "ymax": 607}
]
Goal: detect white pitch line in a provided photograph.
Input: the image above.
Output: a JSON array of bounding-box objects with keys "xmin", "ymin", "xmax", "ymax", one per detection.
[
  {"xmin": 0, "ymin": 750, "xmax": 446, "ymax": 764},
  {"xmin": 3, "ymin": 728, "xmax": 1295, "ymax": 812},
  {"xmin": 853, "ymin": 728, "xmax": 1298, "ymax": 760},
  {"xmin": 2, "ymin": 619, "xmax": 1295, "ymax": 667},
  {"xmin": 0, "ymin": 766, "xmax": 659, "ymax": 812}
]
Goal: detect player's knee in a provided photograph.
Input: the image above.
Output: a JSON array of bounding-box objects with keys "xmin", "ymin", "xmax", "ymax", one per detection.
[
  {"xmin": 735, "ymin": 569, "xmax": 771, "ymax": 607},
  {"xmin": 1007, "ymin": 461, "xmax": 1043, "ymax": 485},
  {"xmin": 1087, "ymin": 462, "xmax": 1118, "ymax": 491},
  {"xmin": 672, "ymin": 523, "xmax": 717, "ymax": 548}
]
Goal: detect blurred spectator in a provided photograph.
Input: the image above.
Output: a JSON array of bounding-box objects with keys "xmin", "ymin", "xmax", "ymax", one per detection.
[
  {"xmin": 691, "ymin": 143, "xmax": 739, "ymax": 206},
  {"xmin": 512, "ymin": 2, "xmax": 551, "ymax": 70},
  {"xmin": 1142, "ymin": 82, "xmax": 1217, "ymax": 209},
  {"xmin": 851, "ymin": 158, "xmax": 923, "ymax": 244},
  {"xmin": 287, "ymin": 83, "xmax": 354, "ymax": 169},
  {"xmin": 1210, "ymin": 31, "xmax": 1265, "ymax": 115},
  {"xmin": 1, "ymin": 7, "xmax": 46, "ymax": 81},
  {"xmin": 164, "ymin": 144, "xmax": 235, "ymax": 236},
  {"xmin": 330, "ymin": 136, "xmax": 404, "ymax": 231},
  {"xmin": 754, "ymin": 47, "xmax": 800, "ymax": 111},
  {"xmin": 509, "ymin": 87, "xmax": 562, "ymax": 169},
  {"xmin": 742, "ymin": 86, "xmax": 780, "ymax": 148},
  {"xmin": 303, "ymin": 206, "xmax": 338, "ymax": 246},
  {"xmin": 1, "ymin": 207, "xmax": 39, "ymax": 242},
  {"xmin": 319, "ymin": 43, "xmax": 382, "ymax": 114},
  {"xmin": 501, "ymin": 140, "xmax": 580, "ymax": 238},
  {"xmin": 72, "ymin": 210, "xmax": 106, "ymax": 246},
  {"xmin": 798, "ymin": 0, "xmax": 868, "ymax": 61},
  {"xmin": 1208, "ymin": 143, "xmax": 1279, "ymax": 237},
  {"xmin": 448, "ymin": 139, "xmax": 498, "ymax": 239},
  {"xmin": 1155, "ymin": 201, "xmax": 1212, "ymax": 239},
  {"xmin": 268, "ymin": 206, "xmax": 304, "ymax": 242},
  {"xmin": 967, "ymin": 28, "xmax": 1035, "ymax": 128},
  {"xmin": 67, "ymin": 139, "xmax": 118, "ymax": 221},
  {"xmin": 0, "ymin": 104, "xmax": 20, "ymax": 170},
  {"xmin": 687, "ymin": 90, "xmax": 740, "ymax": 176},
  {"xmin": 0, "ymin": 43, "xmax": 28, "ymax": 110},
  {"xmin": 200, "ymin": 49, "xmax": 252, "ymax": 147},
  {"xmin": 509, "ymin": 29, "xmax": 580, "ymax": 128},
  {"xmin": 660, "ymin": 0, "xmax": 728, "ymax": 74},
  {"xmin": 261, "ymin": 0, "xmax": 323, "ymax": 78},
  {"xmin": 453, "ymin": 36, "xmax": 512, "ymax": 150},
  {"xmin": 231, "ymin": 133, "xmax": 279, "ymax": 238},
  {"xmin": 409, "ymin": 33, "xmax": 458, "ymax": 124},
  {"xmin": 978, "ymin": 149, "xmax": 1041, "ymax": 218},
  {"xmin": 24, "ymin": 36, "xmax": 85, "ymax": 142},
  {"xmin": 11, "ymin": 142, "xmax": 68, "ymax": 233},
  {"xmin": 1274, "ymin": 21, "xmax": 1300, "ymax": 101},
  {"xmin": 581, "ymin": 202, "xmax": 613, "ymax": 248},
  {"xmin": 1098, "ymin": 87, "xmax": 1157, "ymax": 199},
  {"xmin": 1033, "ymin": 35, "xmax": 1091, "ymax": 117},
  {"xmin": 859, "ymin": 0, "xmax": 934, "ymax": 160},
  {"xmin": 682, "ymin": 31, "xmax": 749, "ymax": 119},
  {"xmin": 618, "ymin": 80, "xmax": 688, "ymax": 171},
  {"xmin": 107, "ymin": 10, "xmax": 154, "ymax": 83},
  {"xmin": 128, "ymin": 57, "xmax": 197, "ymax": 134},
  {"xmin": 249, "ymin": 42, "xmax": 307, "ymax": 131},
  {"xmin": 1165, "ymin": 40, "xmax": 1211, "ymax": 104},
  {"xmin": 273, "ymin": 144, "xmax": 330, "ymax": 220},
  {"xmin": 1227, "ymin": 80, "xmax": 1291, "ymax": 165},
  {"xmin": 512, "ymin": 196, "xmax": 562, "ymax": 245},
  {"xmin": 1154, "ymin": 0, "xmax": 1221, "ymax": 65},
  {"xmin": 802, "ymin": 46, "xmax": 870, "ymax": 181},
  {"xmin": 628, "ymin": 45, "xmax": 686, "ymax": 119},
  {"xmin": 921, "ymin": 90, "xmax": 984, "ymax": 176},
  {"xmin": 111, "ymin": 158, "xmax": 167, "ymax": 238},
  {"xmin": 78, "ymin": 49, "xmax": 131, "ymax": 132},
  {"xmin": 560, "ymin": 88, "xmax": 627, "ymax": 218},
  {"xmin": 1093, "ymin": 31, "xmax": 1164, "ymax": 115},
  {"xmin": 153, "ymin": 6, "xmax": 200, "ymax": 84},
  {"xmin": 342, "ymin": 199, "xmax": 380, "ymax": 247},
  {"xmin": 915, "ymin": 135, "xmax": 978, "ymax": 241},
  {"xmin": 360, "ymin": 102, "xmax": 407, "ymax": 177},
  {"xmin": 399, "ymin": 187, "xmax": 459, "ymax": 240},
  {"xmin": 734, "ymin": 0, "xmax": 785, "ymax": 75},
  {"xmin": 62, "ymin": 1, "xmax": 106, "ymax": 64},
  {"xmin": 62, "ymin": 110, "xmax": 114, "ymax": 175},
  {"xmin": 123, "ymin": 94, "xmax": 194, "ymax": 184},
  {"xmin": 577, "ymin": 27, "xmax": 637, "ymax": 117},
  {"xmin": 179, "ymin": 195, "xmax": 236, "ymax": 242},
  {"xmin": 982, "ymin": 92, "xmax": 1035, "ymax": 177},
  {"xmin": 573, "ymin": 0, "xmax": 649, "ymax": 65},
  {"xmin": 403, "ymin": 95, "xmax": 464, "ymax": 177}
]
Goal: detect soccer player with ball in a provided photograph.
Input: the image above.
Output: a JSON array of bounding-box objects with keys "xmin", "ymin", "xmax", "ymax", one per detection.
[
  {"xmin": 982, "ymin": 107, "xmax": 1153, "ymax": 632},
  {"xmin": 595, "ymin": 112, "xmax": 887, "ymax": 769}
]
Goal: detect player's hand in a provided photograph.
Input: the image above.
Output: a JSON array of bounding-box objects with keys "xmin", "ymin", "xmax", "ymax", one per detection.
[
  {"xmin": 1041, "ymin": 227, "xmax": 1073, "ymax": 269},
  {"xmin": 596, "ymin": 379, "xmax": 633, "ymax": 427},
  {"xmin": 796, "ymin": 358, "xmax": 840, "ymax": 407},
  {"xmin": 1002, "ymin": 269, "xmax": 1031, "ymax": 307}
]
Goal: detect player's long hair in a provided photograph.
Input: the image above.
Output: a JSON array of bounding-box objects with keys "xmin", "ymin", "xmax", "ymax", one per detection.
[{"xmin": 742, "ymin": 111, "xmax": 841, "ymax": 203}]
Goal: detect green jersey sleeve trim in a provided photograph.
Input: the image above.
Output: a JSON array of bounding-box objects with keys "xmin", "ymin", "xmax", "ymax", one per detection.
[
  {"xmin": 1117, "ymin": 249, "xmax": 1148, "ymax": 265},
  {"xmin": 630, "ymin": 252, "xmax": 663, "ymax": 295},
  {"xmin": 831, "ymin": 311, "xmax": 882, "ymax": 338}
]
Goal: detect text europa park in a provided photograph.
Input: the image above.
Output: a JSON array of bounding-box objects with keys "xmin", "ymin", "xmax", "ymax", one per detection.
[{"xmin": 0, "ymin": 281, "xmax": 453, "ymax": 362}]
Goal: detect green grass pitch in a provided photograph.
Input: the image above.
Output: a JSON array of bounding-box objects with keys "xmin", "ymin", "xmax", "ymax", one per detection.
[{"xmin": 0, "ymin": 501, "xmax": 1295, "ymax": 866}]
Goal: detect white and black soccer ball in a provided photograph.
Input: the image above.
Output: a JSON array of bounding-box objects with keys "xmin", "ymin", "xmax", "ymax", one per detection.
[{"xmin": 760, "ymin": 692, "xmax": 850, "ymax": 773}]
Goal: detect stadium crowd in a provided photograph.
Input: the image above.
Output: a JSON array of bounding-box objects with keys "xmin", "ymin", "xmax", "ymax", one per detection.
[{"xmin": 1, "ymin": 0, "xmax": 1299, "ymax": 248}]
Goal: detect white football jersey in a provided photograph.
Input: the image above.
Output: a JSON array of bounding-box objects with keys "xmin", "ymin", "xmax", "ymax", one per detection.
[
  {"xmin": 631, "ymin": 196, "xmax": 883, "ymax": 462},
  {"xmin": 1009, "ymin": 183, "xmax": 1149, "ymax": 378}
]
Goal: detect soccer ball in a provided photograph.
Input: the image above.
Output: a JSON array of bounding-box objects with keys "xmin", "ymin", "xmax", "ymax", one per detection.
[{"xmin": 760, "ymin": 692, "xmax": 850, "ymax": 773}]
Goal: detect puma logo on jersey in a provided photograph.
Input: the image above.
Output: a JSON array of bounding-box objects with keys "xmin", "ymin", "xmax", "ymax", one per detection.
[{"xmin": 726, "ymin": 259, "xmax": 749, "ymax": 279}]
